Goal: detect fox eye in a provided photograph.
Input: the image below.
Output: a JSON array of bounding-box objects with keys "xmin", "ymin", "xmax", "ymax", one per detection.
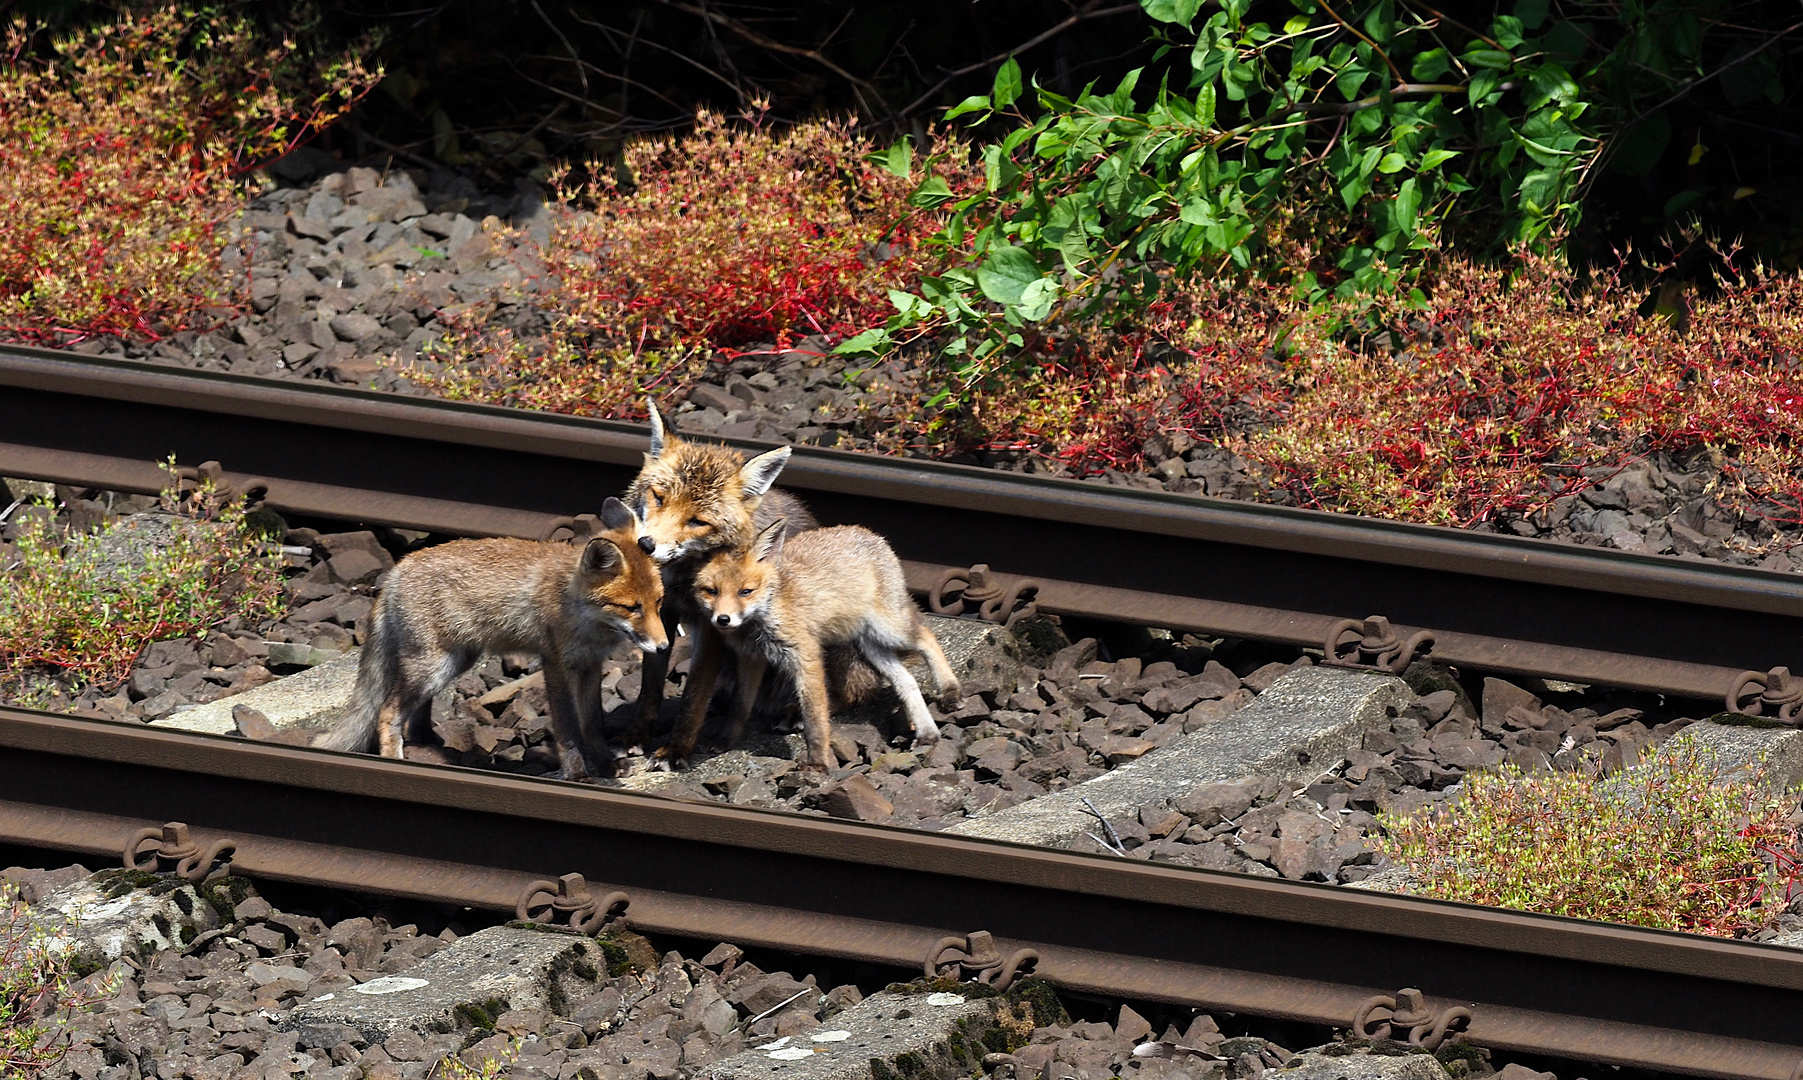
[
  {"xmin": 737, "ymin": 587, "xmax": 753, "ymax": 596},
  {"xmin": 688, "ymin": 517, "xmax": 711, "ymax": 530},
  {"xmin": 700, "ymin": 586, "xmax": 717, "ymax": 596},
  {"xmin": 649, "ymin": 490, "xmax": 665, "ymax": 507}
]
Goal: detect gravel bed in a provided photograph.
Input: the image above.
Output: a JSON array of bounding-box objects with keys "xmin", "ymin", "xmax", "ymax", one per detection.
[
  {"xmin": 3, "ymin": 861, "xmax": 1579, "ymax": 1080},
  {"xmin": 5, "ymin": 481, "xmax": 1781, "ymax": 895},
  {"xmin": 42, "ymin": 156, "xmax": 1803, "ymax": 577}
]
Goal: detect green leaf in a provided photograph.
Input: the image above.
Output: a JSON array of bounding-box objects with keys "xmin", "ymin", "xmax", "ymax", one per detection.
[
  {"xmin": 879, "ymin": 138, "xmax": 912, "ymax": 180},
  {"xmin": 1179, "ymin": 199, "xmax": 1218, "ymax": 225},
  {"xmin": 1411, "ymin": 48, "xmax": 1450, "ymax": 82},
  {"xmin": 1605, "ymin": 112, "xmax": 1669, "ymax": 176},
  {"xmin": 1142, "ymin": 0, "xmax": 1203, "ymax": 27},
  {"xmin": 943, "ymin": 94, "xmax": 992, "ymax": 122},
  {"xmin": 977, "ymin": 246, "xmax": 1044, "ymax": 305},
  {"xmin": 887, "ymin": 290, "xmax": 933, "ymax": 322},
  {"xmin": 834, "ymin": 328, "xmax": 890, "ymax": 355},
  {"xmin": 1196, "ymin": 82, "xmax": 1216, "ymax": 129},
  {"xmin": 1464, "ymin": 48, "xmax": 1515, "ymax": 71},
  {"xmin": 909, "ymin": 176, "xmax": 955, "ymax": 208},
  {"xmin": 1393, "ymin": 177, "xmax": 1420, "ymax": 232},
  {"xmin": 1663, "ymin": 188, "xmax": 1707, "ymax": 218},
  {"xmin": 1283, "ymin": 15, "xmax": 1312, "ymax": 33},
  {"xmin": 1335, "ymin": 65, "xmax": 1369, "ymax": 101},
  {"xmin": 1377, "ymin": 152, "xmax": 1408, "ymax": 174},
  {"xmin": 1419, "ymin": 148, "xmax": 1461, "ymax": 169},
  {"xmin": 1492, "ymin": 15, "xmax": 1524, "ymax": 50},
  {"xmin": 1514, "ymin": 0, "xmax": 1548, "ymax": 29},
  {"xmin": 993, "ymin": 57, "xmax": 1024, "ymax": 109},
  {"xmin": 1017, "ymin": 277, "xmax": 1059, "ymax": 321}
]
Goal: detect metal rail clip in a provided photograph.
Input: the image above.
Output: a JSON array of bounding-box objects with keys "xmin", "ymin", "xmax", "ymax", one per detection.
[
  {"xmin": 516, "ymin": 873, "xmax": 629, "ymax": 936},
  {"xmin": 1727, "ymin": 666, "xmax": 1803, "ymax": 723},
  {"xmin": 925, "ymin": 930, "xmax": 1039, "ymax": 991},
  {"xmin": 1351, "ymin": 988, "xmax": 1472, "ymax": 1050},
  {"xmin": 173, "ymin": 460, "xmax": 270, "ymax": 507},
  {"xmin": 930, "ymin": 565, "xmax": 1042, "ymax": 628},
  {"xmin": 1324, "ymin": 616, "xmax": 1435, "ymax": 675},
  {"xmin": 124, "ymin": 822, "xmax": 236, "ymax": 884}
]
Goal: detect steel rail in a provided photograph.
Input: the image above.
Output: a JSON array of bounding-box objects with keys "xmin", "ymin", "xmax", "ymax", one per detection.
[
  {"xmin": 4, "ymin": 345, "xmax": 1801, "ymax": 703},
  {"xmin": 0, "ymin": 706, "xmax": 1799, "ymax": 1077}
]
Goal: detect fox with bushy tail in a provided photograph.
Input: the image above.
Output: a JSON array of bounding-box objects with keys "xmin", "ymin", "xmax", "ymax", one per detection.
[{"xmin": 314, "ymin": 497, "xmax": 666, "ymax": 779}]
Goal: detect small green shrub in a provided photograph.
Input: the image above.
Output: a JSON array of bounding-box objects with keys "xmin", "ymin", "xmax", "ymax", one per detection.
[
  {"xmin": 404, "ymin": 106, "xmax": 976, "ymax": 419},
  {"xmin": 1377, "ymin": 743, "xmax": 1803, "ymax": 936},
  {"xmin": 1, "ymin": 890, "xmax": 118, "ymax": 1078},
  {"xmin": 0, "ymin": 464, "xmax": 286, "ymax": 693},
  {"xmin": 0, "ymin": 6, "xmax": 377, "ymax": 345}
]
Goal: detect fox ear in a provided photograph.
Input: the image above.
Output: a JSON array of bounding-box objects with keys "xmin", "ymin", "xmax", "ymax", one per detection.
[
  {"xmin": 739, "ymin": 446, "xmax": 791, "ymax": 500},
  {"xmin": 599, "ymin": 496, "xmax": 636, "ymax": 533},
  {"xmin": 754, "ymin": 519, "xmax": 786, "ymax": 562},
  {"xmin": 646, "ymin": 401, "xmax": 667, "ymax": 458},
  {"xmin": 581, "ymin": 537, "xmax": 624, "ymax": 576}
]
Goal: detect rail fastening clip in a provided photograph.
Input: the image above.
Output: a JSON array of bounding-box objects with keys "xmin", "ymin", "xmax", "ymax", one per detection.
[
  {"xmin": 516, "ymin": 873, "xmax": 629, "ymax": 936},
  {"xmin": 1351, "ymin": 987, "xmax": 1472, "ymax": 1050},
  {"xmin": 925, "ymin": 930, "xmax": 1039, "ymax": 991},
  {"xmin": 1324, "ymin": 615, "xmax": 1435, "ymax": 675},
  {"xmin": 124, "ymin": 822, "xmax": 236, "ymax": 884}
]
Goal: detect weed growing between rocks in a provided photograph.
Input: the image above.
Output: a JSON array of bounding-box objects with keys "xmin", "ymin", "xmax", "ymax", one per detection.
[
  {"xmin": 0, "ymin": 889, "xmax": 116, "ymax": 1078},
  {"xmin": 405, "ymin": 106, "xmax": 976, "ymax": 418},
  {"xmin": 0, "ymin": 6, "xmax": 377, "ymax": 346},
  {"xmin": 1377, "ymin": 743, "xmax": 1803, "ymax": 936},
  {"xmin": 0, "ymin": 465, "xmax": 285, "ymax": 697}
]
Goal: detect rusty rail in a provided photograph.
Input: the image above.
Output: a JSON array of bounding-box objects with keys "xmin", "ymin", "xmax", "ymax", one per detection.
[
  {"xmin": 3, "ymin": 345, "xmax": 1802, "ymax": 704},
  {"xmin": 0, "ymin": 707, "xmax": 1799, "ymax": 1077}
]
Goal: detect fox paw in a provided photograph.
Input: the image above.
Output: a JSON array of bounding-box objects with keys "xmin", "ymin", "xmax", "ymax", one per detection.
[
  {"xmin": 650, "ymin": 746, "xmax": 692, "ymax": 772},
  {"xmin": 936, "ymin": 685, "xmax": 965, "ymax": 711}
]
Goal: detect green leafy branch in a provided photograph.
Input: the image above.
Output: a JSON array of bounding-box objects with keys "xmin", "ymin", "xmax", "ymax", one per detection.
[{"xmin": 840, "ymin": 0, "xmax": 1598, "ymax": 394}]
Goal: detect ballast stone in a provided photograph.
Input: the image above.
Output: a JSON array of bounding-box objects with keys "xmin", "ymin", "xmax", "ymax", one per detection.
[
  {"xmin": 283, "ymin": 925, "xmax": 607, "ymax": 1050},
  {"xmin": 694, "ymin": 989, "xmax": 995, "ymax": 1080},
  {"xmin": 948, "ymin": 666, "xmax": 1414, "ymax": 849},
  {"xmin": 29, "ymin": 870, "xmax": 222, "ymax": 967},
  {"xmin": 154, "ymin": 651, "xmax": 360, "ymax": 738},
  {"xmin": 1664, "ymin": 718, "xmax": 1803, "ymax": 790},
  {"xmin": 1278, "ymin": 1046, "xmax": 1448, "ymax": 1079}
]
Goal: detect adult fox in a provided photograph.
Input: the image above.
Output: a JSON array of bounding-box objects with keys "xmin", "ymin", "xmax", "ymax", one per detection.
[
  {"xmin": 625, "ymin": 403, "xmax": 878, "ymax": 766},
  {"xmin": 315, "ymin": 497, "xmax": 666, "ymax": 779}
]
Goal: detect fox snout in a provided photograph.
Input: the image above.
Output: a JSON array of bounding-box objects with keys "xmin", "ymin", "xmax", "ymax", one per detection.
[{"xmin": 712, "ymin": 611, "xmax": 740, "ymax": 629}]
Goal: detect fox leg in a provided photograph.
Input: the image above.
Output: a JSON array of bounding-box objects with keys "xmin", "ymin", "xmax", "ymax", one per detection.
[
  {"xmin": 724, "ymin": 649, "xmax": 769, "ymax": 749},
  {"xmin": 383, "ymin": 649, "xmax": 470, "ymax": 759},
  {"xmin": 628, "ymin": 602, "xmax": 680, "ymax": 745},
  {"xmin": 544, "ymin": 658, "xmax": 607, "ymax": 781},
  {"xmin": 863, "ymin": 647, "xmax": 941, "ymax": 746},
  {"xmin": 792, "ymin": 642, "xmax": 838, "ymax": 770},
  {"xmin": 655, "ymin": 623, "xmax": 726, "ymax": 768},
  {"xmin": 913, "ymin": 623, "xmax": 964, "ymax": 709}
]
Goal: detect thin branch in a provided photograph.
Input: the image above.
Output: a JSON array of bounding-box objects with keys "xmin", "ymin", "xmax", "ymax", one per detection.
[
  {"xmin": 1315, "ymin": 0, "xmax": 1406, "ymax": 85},
  {"xmin": 1641, "ymin": 17, "xmax": 1803, "ymax": 117},
  {"xmin": 649, "ymin": 0, "xmax": 887, "ymax": 113},
  {"xmin": 477, "ymin": 101, "xmax": 570, "ymax": 185},
  {"xmin": 569, "ymin": 7, "xmax": 747, "ymax": 100},
  {"xmin": 895, "ymin": 1, "xmax": 1141, "ymax": 118},
  {"xmin": 529, "ymin": 0, "xmax": 589, "ymax": 99}
]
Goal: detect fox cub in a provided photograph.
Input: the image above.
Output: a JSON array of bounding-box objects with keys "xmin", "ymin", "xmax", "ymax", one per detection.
[
  {"xmin": 315, "ymin": 497, "xmax": 667, "ymax": 780},
  {"xmin": 691, "ymin": 520, "xmax": 962, "ymax": 769},
  {"xmin": 624, "ymin": 403, "xmax": 820, "ymax": 763}
]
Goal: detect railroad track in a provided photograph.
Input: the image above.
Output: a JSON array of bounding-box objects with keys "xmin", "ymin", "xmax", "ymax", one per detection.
[{"xmin": 4, "ymin": 343, "xmax": 1803, "ymax": 1076}]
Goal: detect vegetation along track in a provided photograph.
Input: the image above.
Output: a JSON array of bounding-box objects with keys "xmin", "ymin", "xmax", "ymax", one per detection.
[{"xmin": 8, "ymin": 342, "xmax": 1803, "ymax": 1075}]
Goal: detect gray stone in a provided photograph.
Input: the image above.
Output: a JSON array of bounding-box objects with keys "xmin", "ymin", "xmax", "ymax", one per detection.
[
  {"xmin": 1278, "ymin": 1046, "xmax": 1446, "ymax": 1079},
  {"xmin": 949, "ymin": 667, "xmax": 1413, "ymax": 848},
  {"xmin": 282, "ymin": 925, "xmax": 609, "ymax": 1048},
  {"xmin": 694, "ymin": 989, "xmax": 993, "ymax": 1080},
  {"xmin": 27, "ymin": 871, "xmax": 221, "ymax": 966},
  {"xmin": 154, "ymin": 652, "xmax": 359, "ymax": 738},
  {"xmin": 1665, "ymin": 719, "xmax": 1803, "ymax": 790}
]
